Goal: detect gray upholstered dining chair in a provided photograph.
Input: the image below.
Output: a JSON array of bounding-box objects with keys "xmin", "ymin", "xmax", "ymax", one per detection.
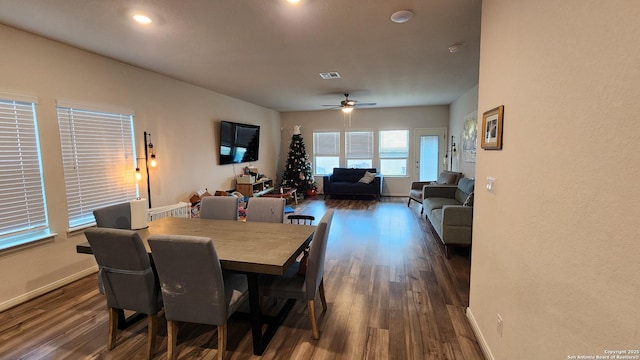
[
  {"xmin": 245, "ymin": 197, "xmax": 285, "ymax": 223},
  {"xmin": 84, "ymin": 228, "xmax": 162, "ymax": 360},
  {"xmin": 93, "ymin": 202, "xmax": 131, "ymax": 229},
  {"xmin": 200, "ymin": 196, "xmax": 239, "ymax": 221},
  {"xmin": 259, "ymin": 209, "xmax": 334, "ymax": 339},
  {"xmin": 148, "ymin": 235, "xmax": 249, "ymax": 360}
]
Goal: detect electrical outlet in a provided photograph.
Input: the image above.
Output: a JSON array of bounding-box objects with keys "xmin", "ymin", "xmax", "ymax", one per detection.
[{"xmin": 496, "ymin": 314, "xmax": 504, "ymax": 337}]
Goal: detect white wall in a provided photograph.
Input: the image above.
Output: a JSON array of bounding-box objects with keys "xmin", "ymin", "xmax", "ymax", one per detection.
[
  {"xmin": 449, "ymin": 85, "xmax": 478, "ymax": 178},
  {"xmin": 0, "ymin": 24, "xmax": 281, "ymax": 309},
  {"xmin": 281, "ymin": 106, "xmax": 449, "ymax": 196},
  {"xmin": 468, "ymin": 1, "xmax": 640, "ymax": 359}
]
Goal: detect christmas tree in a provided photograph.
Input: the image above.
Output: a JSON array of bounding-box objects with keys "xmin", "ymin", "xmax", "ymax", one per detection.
[{"xmin": 282, "ymin": 126, "xmax": 315, "ymax": 193}]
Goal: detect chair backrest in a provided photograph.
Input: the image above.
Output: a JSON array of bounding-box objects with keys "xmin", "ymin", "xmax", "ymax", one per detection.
[
  {"xmin": 93, "ymin": 202, "xmax": 131, "ymax": 229},
  {"xmin": 455, "ymin": 178, "xmax": 475, "ymax": 203},
  {"xmin": 84, "ymin": 228, "xmax": 160, "ymax": 314},
  {"xmin": 245, "ymin": 197, "xmax": 285, "ymax": 223},
  {"xmin": 288, "ymin": 214, "xmax": 315, "ymax": 225},
  {"xmin": 305, "ymin": 210, "xmax": 334, "ymax": 299},
  {"xmin": 148, "ymin": 235, "xmax": 228, "ymax": 325},
  {"xmin": 200, "ymin": 196, "xmax": 239, "ymax": 221},
  {"xmin": 436, "ymin": 171, "xmax": 463, "ymax": 185}
]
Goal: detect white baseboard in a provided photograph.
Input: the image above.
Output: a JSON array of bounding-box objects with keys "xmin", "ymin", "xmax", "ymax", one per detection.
[
  {"xmin": 0, "ymin": 266, "xmax": 98, "ymax": 312},
  {"xmin": 466, "ymin": 307, "xmax": 495, "ymax": 360}
]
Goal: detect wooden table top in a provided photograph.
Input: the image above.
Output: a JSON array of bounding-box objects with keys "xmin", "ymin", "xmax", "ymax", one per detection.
[{"xmin": 77, "ymin": 217, "xmax": 315, "ymax": 276}]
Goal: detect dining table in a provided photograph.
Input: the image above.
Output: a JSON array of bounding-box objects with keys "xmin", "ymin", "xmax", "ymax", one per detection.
[{"xmin": 76, "ymin": 216, "xmax": 315, "ymax": 355}]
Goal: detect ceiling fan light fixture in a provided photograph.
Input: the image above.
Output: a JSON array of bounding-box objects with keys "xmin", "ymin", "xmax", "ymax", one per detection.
[
  {"xmin": 390, "ymin": 10, "xmax": 414, "ymax": 24},
  {"xmin": 133, "ymin": 13, "xmax": 152, "ymax": 25},
  {"xmin": 342, "ymin": 107, "xmax": 354, "ymax": 113}
]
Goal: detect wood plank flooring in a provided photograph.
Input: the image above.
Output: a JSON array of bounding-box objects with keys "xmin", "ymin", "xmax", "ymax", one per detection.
[{"xmin": 0, "ymin": 197, "xmax": 484, "ymax": 360}]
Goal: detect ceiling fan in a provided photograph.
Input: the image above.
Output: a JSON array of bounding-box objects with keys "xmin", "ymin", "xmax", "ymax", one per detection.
[{"xmin": 322, "ymin": 93, "xmax": 376, "ymax": 113}]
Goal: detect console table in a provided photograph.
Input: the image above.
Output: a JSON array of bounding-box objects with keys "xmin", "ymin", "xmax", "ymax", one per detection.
[{"xmin": 236, "ymin": 178, "xmax": 274, "ymax": 197}]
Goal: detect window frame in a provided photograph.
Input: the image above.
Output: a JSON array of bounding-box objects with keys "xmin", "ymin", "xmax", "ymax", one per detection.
[
  {"xmin": 345, "ymin": 130, "xmax": 374, "ymax": 169},
  {"xmin": 57, "ymin": 101, "xmax": 138, "ymax": 230},
  {"xmin": 379, "ymin": 129, "xmax": 410, "ymax": 177},
  {"xmin": 313, "ymin": 131, "xmax": 341, "ymax": 175}
]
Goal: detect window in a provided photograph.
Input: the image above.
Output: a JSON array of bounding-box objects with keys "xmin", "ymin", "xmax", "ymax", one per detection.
[
  {"xmin": 345, "ymin": 131, "xmax": 373, "ymax": 169},
  {"xmin": 379, "ymin": 130, "xmax": 409, "ymax": 176},
  {"xmin": 313, "ymin": 132, "xmax": 340, "ymax": 175},
  {"xmin": 0, "ymin": 97, "xmax": 49, "ymax": 250},
  {"xmin": 57, "ymin": 103, "xmax": 137, "ymax": 229}
]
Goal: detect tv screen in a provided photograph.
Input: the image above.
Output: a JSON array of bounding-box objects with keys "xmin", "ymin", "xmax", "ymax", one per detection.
[{"xmin": 219, "ymin": 121, "xmax": 260, "ymax": 165}]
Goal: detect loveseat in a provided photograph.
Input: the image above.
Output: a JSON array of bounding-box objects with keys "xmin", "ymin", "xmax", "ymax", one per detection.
[
  {"xmin": 422, "ymin": 178, "xmax": 474, "ymax": 258},
  {"xmin": 322, "ymin": 168, "xmax": 383, "ymax": 200}
]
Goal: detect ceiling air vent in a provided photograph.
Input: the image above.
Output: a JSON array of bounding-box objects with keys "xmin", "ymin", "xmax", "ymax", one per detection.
[{"xmin": 319, "ymin": 72, "xmax": 341, "ymax": 80}]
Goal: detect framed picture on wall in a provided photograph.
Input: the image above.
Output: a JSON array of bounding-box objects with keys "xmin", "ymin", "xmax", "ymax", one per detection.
[
  {"xmin": 462, "ymin": 111, "xmax": 478, "ymax": 162},
  {"xmin": 481, "ymin": 105, "xmax": 504, "ymax": 150}
]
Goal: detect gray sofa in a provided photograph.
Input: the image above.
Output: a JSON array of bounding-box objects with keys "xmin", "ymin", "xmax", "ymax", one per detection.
[
  {"xmin": 422, "ymin": 178, "xmax": 475, "ymax": 258},
  {"xmin": 322, "ymin": 168, "xmax": 383, "ymax": 200}
]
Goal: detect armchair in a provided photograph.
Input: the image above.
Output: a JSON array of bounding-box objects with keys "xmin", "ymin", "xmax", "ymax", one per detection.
[{"xmin": 407, "ymin": 171, "xmax": 463, "ymax": 213}]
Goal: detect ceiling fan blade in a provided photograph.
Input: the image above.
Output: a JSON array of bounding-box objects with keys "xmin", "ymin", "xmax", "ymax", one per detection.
[
  {"xmin": 322, "ymin": 104, "xmax": 340, "ymax": 107},
  {"xmin": 355, "ymin": 102, "xmax": 377, "ymax": 107}
]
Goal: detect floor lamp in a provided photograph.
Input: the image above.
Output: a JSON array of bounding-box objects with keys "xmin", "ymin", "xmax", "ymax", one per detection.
[
  {"xmin": 444, "ymin": 135, "xmax": 457, "ymax": 171},
  {"xmin": 449, "ymin": 136, "xmax": 457, "ymax": 171},
  {"xmin": 135, "ymin": 131, "xmax": 156, "ymax": 208}
]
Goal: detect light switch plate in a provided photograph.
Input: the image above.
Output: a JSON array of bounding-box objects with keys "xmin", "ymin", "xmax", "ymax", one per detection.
[{"xmin": 486, "ymin": 177, "xmax": 496, "ymax": 194}]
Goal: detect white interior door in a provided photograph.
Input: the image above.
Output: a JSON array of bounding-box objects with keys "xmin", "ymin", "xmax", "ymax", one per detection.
[{"xmin": 413, "ymin": 128, "xmax": 447, "ymax": 181}]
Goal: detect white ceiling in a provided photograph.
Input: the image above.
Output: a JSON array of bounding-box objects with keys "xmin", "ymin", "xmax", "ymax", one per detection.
[{"xmin": 0, "ymin": 0, "xmax": 481, "ymax": 112}]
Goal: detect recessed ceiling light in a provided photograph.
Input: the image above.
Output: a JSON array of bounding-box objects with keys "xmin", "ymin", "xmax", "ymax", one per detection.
[
  {"xmin": 390, "ymin": 10, "xmax": 414, "ymax": 24},
  {"xmin": 133, "ymin": 14, "xmax": 152, "ymax": 25},
  {"xmin": 287, "ymin": 0, "xmax": 300, "ymax": 4}
]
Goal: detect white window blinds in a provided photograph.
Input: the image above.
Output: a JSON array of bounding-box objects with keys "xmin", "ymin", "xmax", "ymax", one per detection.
[
  {"xmin": 313, "ymin": 131, "xmax": 340, "ymax": 175},
  {"xmin": 313, "ymin": 132, "xmax": 340, "ymax": 156},
  {"xmin": 379, "ymin": 130, "xmax": 409, "ymax": 176},
  {"xmin": 345, "ymin": 131, "xmax": 373, "ymax": 159},
  {"xmin": 0, "ymin": 98, "xmax": 49, "ymax": 249},
  {"xmin": 57, "ymin": 105, "xmax": 137, "ymax": 229},
  {"xmin": 379, "ymin": 130, "xmax": 409, "ymax": 158}
]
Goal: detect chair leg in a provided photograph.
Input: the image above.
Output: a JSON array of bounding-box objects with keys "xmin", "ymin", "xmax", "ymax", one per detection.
[
  {"xmin": 420, "ymin": 205, "xmax": 424, "ymax": 214},
  {"xmin": 146, "ymin": 313, "xmax": 158, "ymax": 360},
  {"xmin": 407, "ymin": 198, "xmax": 411, "ymax": 207},
  {"xmin": 167, "ymin": 320, "xmax": 178, "ymax": 360},
  {"xmin": 318, "ymin": 279, "xmax": 327, "ymax": 311},
  {"xmin": 217, "ymin": 324, "xmax": 227, "ymax": 360},
  {"xmin": 107, "ymin": 308, "xmax": 119, "ymax": 350},
  {"xmin": 307, "ymin": 300, "xmax": 320, "ymax": 339}
]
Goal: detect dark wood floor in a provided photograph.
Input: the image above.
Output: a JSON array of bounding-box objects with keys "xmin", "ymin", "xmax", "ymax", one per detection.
[{"xmin": 0, "ymin": 197, "xmax": 484, "ymax": 360}]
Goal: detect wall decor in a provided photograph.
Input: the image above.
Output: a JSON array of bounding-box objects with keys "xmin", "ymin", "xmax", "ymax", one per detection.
[
  {"xmin": 481, "ymin": 105, "xmax": 504, "ymax": 150},
  {"xmin": 462, "ymin": 111, "xmax": 477, "ymax": 162}
]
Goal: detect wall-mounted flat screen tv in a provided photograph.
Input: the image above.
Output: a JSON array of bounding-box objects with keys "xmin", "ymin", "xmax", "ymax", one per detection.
[{"xmin": 219, "ymin": 120, "xmax": 260, "ymax": 165}]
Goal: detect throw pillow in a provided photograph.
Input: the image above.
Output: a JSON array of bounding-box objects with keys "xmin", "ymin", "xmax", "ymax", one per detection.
[
  {"xmin": 463, "ymin": 192, "xmax": 474, "ymax": 206},
  {"xmin": 358, "ymin": 171, "xmax": 376, "ymax": 184}
]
